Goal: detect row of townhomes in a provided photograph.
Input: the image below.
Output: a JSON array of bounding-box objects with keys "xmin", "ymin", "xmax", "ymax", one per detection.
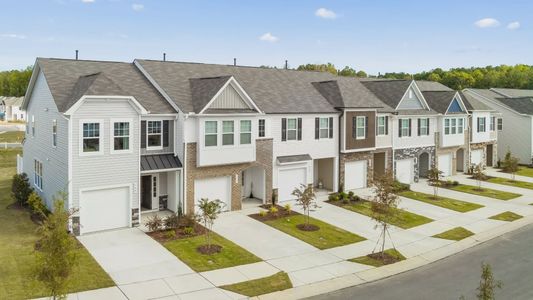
[
  {"xmin": 20, "ymin": 58, "xmax": 500, "ymax": 235},
  {"xmin": 0, "ymin": 96, "xmax": 25, "ymax": 121}
]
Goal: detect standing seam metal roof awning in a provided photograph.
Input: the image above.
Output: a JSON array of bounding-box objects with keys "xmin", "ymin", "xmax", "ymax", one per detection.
[
  {"xmin": 141, "ymin": 154, "xmax": 182, "ymax": 172},
  {"xmin": 276, "ymin": 154, "xmax": 312, "ymax": 165}
]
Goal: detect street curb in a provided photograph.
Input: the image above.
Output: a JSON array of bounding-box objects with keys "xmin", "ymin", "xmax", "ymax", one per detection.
[{"xmin": 255, "ymin": 214, "xmax": 533, "ymax": 300}]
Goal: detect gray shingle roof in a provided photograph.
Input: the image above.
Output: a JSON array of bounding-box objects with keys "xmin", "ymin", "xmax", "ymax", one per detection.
[
  {"xmin": 494, "ymin": 97, "xmax": 533, "ymax": 114},
  {"xmin": 135, "ymin": 59, "xmax": 340, "ymax": 114},
  {"xmin": 459, "ymin": 91, "xmax": 493, "ymax": 111},
  {"xmin": 360, "ymin": 79, "xmax": 412, "ymax": 109},
  {"xmin": 422, "ymin": 91, "xmax": 460, "ymax": 114},
  {"xmin": 35, "ymin": 58, "xmax": 175, "ymax": 113},
  {"xmin": 491, "ymin": 88, "xmax": 533, "ymax": 98},
  {"xmin": 189, "ymin": 76, "xmax": 232, "ymax": 113},
  {"xmin": 141, "ymin": 154, "xmax": 182, "ymax": 171},
  {"xmin": 416, "ymin": 80, "xmax": 453, "ymax": 92}
]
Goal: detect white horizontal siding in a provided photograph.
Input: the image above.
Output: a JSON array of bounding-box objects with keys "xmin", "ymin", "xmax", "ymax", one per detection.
[
  {"xmin": 376, "ymin": 114, "xmax": 392, "ymax": 148},
  {"xmin": 392, "ymin": 116, "xmax": 437, "ymax": 149}
]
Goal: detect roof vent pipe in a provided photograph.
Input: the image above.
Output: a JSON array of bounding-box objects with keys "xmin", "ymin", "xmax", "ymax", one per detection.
[
  {"xmin": 285, "ymin": 60, "xmax": 288, "ymax": 69},
  {"xmin": 234, "ymin": 58, "xmax": 236, "ymax": 66},
  {"xmin": 75, "ymin": 50, "xmax": 79, "ymax": 60},
  {"xmin": 163, "ymin": 53, "xmax": 166, "ymax": 61}
]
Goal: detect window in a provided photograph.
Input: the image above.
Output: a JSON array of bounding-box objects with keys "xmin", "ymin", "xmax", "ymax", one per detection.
[
  {"xmin": 445, "ymin": 117, "xmax": 464, "ymax": 135},
  {"xmin": 287, "ymin": 118, "xmax": 297, "ymax": 141},
  {"xmin": 34, "ymin": 159, "xmax": 43, "ymax": 190},
  {"xmin": 458, "ymin": 118, "xmax": 464, "ymax": 134},
  {"xmin": 147, "ymin": 121, "xmax": 162, "ymax": 149},
  {"xmin": 204, "ymin": 121, "xmax": 218, "ymax": 147},
  {"xmin": 444, "ymin": 119, "xmax": 450, "ymax": 135},
  {"xmin": 451, "ymin": 118, "xmax": 457, "ymax": 134},
  {"xmin": 258, "ymin": 119, "xmax": 265, "ymax": 137},
  {"xmin": 400, "ymin": 118, "xmax": 410, "ymax": 137},
  {"xmin": 419, "ymin": 118, "xmax": 429, "ymax": 136},
  {"xmin": 319, "ymin": 118, "xmax": 330, "ymax": 139},
  {"xmin": 82, "ymin": 122, "xmax": 100, "ymax": 153},
  {"xmin": 478, "ymin": 117, "xmax": 486, "ymax": 132},
  {"xmin": 355, "ymin": 116, "xmax": 366, "ymax": 139},
  {"xmin": 113, "ymin": 122, "xmax": 130, "ymax": 151},
  {"xmin": 497, "ymin": 118, "xmax": 503, "ymax": 131},
  {"xmin": 52, "ymin": 120, "xmax": 57, "ymax": 147},
  {"xmin": 490, "ymin": 116, "xmax": 496, "ymax": 131},
  {"xmin": 31, "ymin": 115, "xmax": 35, "ymax": 136},
  {"xmin": 26, "ymin": 117, "xmax": 29, "ymax": 134},
  {"xmin": 222, "ymin": 121, "xmax": 234, "ymax": 145},
  {"xmin": 240, "ymin": 120, "xmax": 252, "ymax": 144},
  {"xmin": 377, "ymin": 116, "xmax": 387, "ymax": 136},
  {"xmin": 408, "ymin": 89, "xmax": 414, "ymax": 98}
]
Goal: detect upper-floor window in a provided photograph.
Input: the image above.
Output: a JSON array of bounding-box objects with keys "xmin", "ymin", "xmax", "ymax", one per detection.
[
  {"xmin": 52, "ymin": 120, "xmax": 57, "ymax": 147},
  {"xmin": 240, "ymin": 120, "xmax": 252, "ymax": 144},
  {"xmin": 205, "ymin": 121, "xmax": 217, "ymax": 147},
  {"xmin": 490, "ymin": 116, "xmax": 496, "ymax": 131},
  {"xmin": 319, "ymin": 118, "xmax": 330, "ymax": 139},
  {"xmin": 113, "ymin": 121, "xmax": 130, "ymax": 152},
  {"xmin": 355, "ymin": 116, "xmax": 366, "ymax": 139},
  {"xmin": 258, "ymin": 119, "xmax": 265, "ymax": 137},
  {"xmin": 222, "ymin": 121, "xmax": 234, "ymax": 146},
  {"xmin": 34, "ymin": 159, "xmax": 43, "ymax": 190},
  {"xmin": 444, "ymin": 119, "xmax": 450, "ymax": 135},
  {"xmin": 477, "ymin": 117, "xmax": 486, "ymax": 133},
  {"xmin": 31, "ymin": 115, "xmax": 35, "ymax": 137},
  {"xmin": 282, "ymin": 118, "xmax": 302, "ymax": 141},
  {"xmin": 418, "ymin": 118, "xmax": 429, "ymax": 136},
  {"xmin": 26, "ymin": 117, "xmax": 30, "ymax": 134},
  {"xmin": 444, "ymin": 117, "xmax": 464, "ymax": 135},
  {"xmin": 399, "ymin": 118, "xmax": 411, "ymax": 137},
  {"xmin": 82, "ymin": 122, "xmax": 101, "ymax": 153},
  {"xmin": 377, "ymin": 116, "xmax": 388, "ymax": 136},
  {"xmin": 497, "ymin": 118, "xmax": 503, "ymax": 131},
  {"xmin": 287, "ymin": 118, "xmax": 298, "ymax": 141},
  {"xmin": 147, "ymin": 121, "xmax": 162, "ymax": 149},
  {"xmin": 458, "ymin": 118, "xmax": 464, "ymax": 134},
  {"xmin": 451, "ymin": 119, "xmax": 457, "ymax": 134}
]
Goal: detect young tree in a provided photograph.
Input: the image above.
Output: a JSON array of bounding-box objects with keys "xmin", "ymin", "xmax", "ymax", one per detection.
[
  {"xmin": 33, "ymin": 191, "xmax": 78, "ymax": 300},
  {"xmin": 426, "ymin": 163, "xmax": 443, "ymax": 200},
  {"xmin": 196, "ymin": 198, "xmax": 224, "ymax": 251},
  {"xmin": 292, "ymin": 184, "xmax": 318, "ymax": 229},
  {"xmin": 11, "ymin": 173, "xmax": 32, "ymax": 206},
  {"xmin": 501, "ymin": 149, "xmax": 513, "ymax": 172},
  {"xmin": 371, "ymin": 169, "xmax": 400, "ymax": 257},
  {"xmin": 476, "ymin": 263, "xmax": 502, "ymax": 300},
  {"xmin": 472, "ymin": 164, "xmax": 486, "ymax": 191}
]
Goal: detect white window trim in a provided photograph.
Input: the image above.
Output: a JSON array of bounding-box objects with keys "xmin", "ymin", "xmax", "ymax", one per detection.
[
  {"xmin": 34, "ymin": 159, "xmax": 43, "ymax": 191},
  {"xmin": 146, "ymin": 120, "xmax": 163, "ymax": 151},
  {"xmin": 497, "ymin": 118, "xmax": 503, "ymax": 131},
  {"xmin": 490, "ymin": 116, "xmax": 496, "ymax": 131},
  {"xmin": 458, "ymin": 118, "xmax": 464, "ymax": 134},
  {"xmin": 204, "ymin": 120, "xmax": 218, "ymax": 147},
  {"xmin": 355, "ymin": 116, "xmax": 366, "ymax": 140},
  {"xmin": 52, "ymin": 119, "xmax": 57, "ymax": 148},
  {"xmin": 222, "ymin": 120, "xmax": 235, "ymax": 146},
  {"xmin": 286, "ymin": 118, "xmax": 298, "ymax": 141},
  {"xmin": 79, "ymin": 119, "xmax": 104, "ymax": 156},
  {"xmin": 318, "ymin": 117, "xmax": 330, "ymax": 139},
  {"xmin": 400, "ymin": 118, "xmax": 410, "ymax": 138},
  {"xmin": 111, "ymin": 118, "xmax": 133, "ymax": 154},
  {"xmin": 31, "ymin": 115, "xmax": 35, "ymax": 137},
  {"xmin": 377, "ymin": 116, "xmax": 387, "ymax": 136},
  {"xmin": 419, "ymin": 118, "xmax": 429, "ymax": 136},
  {"xmin": 478, "ymin": 117, "xmax": 486, "ymax": 133},
  {"xmin": 240, "ymin": 120, "xmax": 252, "ymax": 145},
  {"xmin": 258, "ymin": 119, "xmax": 266, "ymax": 137},
  {"xmin": 451, "ymin": 118, "xmax": 457, "ymax": 135}
]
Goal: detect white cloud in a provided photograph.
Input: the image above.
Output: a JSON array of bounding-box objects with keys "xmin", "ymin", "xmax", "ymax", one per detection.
[
  {"xmin": 0, "ymin": 33, "xmax": 27, "ymax": 39},
  {"xmin": 81, "ymin": 0, "xmax": 95, "ymax": 3},
  {"xmin": 259, "ymin": 32, "xmax": 279, "ymax": 43},
  {"xmin": 474, "ymin": 18, "xmax": 500, "ymax": 28},
  {"xmin": 507, "ymin": 21, "xmax": 520, "ymax": 30},
  {"xmin": 315, "ymin": 8, "xmax": 337, "ymax": 19},
  {"xmin": 132, "ymin": 3, "xmax": 144, "ymax": 11}
]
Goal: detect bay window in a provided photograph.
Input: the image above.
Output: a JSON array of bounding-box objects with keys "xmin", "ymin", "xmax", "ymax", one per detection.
[
  {"xmin": 204, "ymin": 121, "xmax": 217, "ymax": 147},
  {"xmin": 222, "ymin": 121, "xmax": 234, "ymax": 145},
  {"xmin": 240, "ymin": 120, "xmax": 252, "ymax": 144}
]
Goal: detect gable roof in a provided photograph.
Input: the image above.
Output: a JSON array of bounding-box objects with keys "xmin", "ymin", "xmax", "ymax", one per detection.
[
  {"xmin": 415, "ymin": 80, "xmax": 454, "ymax": 92},
  {"xmin": 30, "ymin": 58, "xmax": 175, "ymax": 114},
  {"xmin": 360, "ymin": 79, "xmax": 413, "ymax": 109},
  {"xmin": 491, "ymin": 88, "xmax": 533, "ymax": 98},
  {"xmin": 422, "ymin": 91, "xmax": 465, "ymax": 114},
  {"xmin": 135, "ymin": 59, "xmax": 339, "ymax": 114},
  {"xmin": 459, "ymin": 91, "xmax": 493, "ymax": 111},
  {"xmin": 189, "ymin": 76, "xmax": 232, "ymax": 113},
  {"xmin": 2, "ymin": 96, "xmax": 23, "ymax": 107},
  {"xmin": 494, "ymin": 97, "xmax": 533, "ymax": 115}
]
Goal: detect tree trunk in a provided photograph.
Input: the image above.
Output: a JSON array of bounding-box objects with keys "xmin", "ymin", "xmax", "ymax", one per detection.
[{"xmin": 381, "ymin": 223, "xmax": 387, "ymax": 257}]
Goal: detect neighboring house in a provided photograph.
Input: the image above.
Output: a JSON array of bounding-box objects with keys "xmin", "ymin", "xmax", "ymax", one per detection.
[
  {"xmin": 461, "ymin": 89, "xmax": 505, "ymax": 166},
  {"xmin": 361, "ymin": 79, "xmax": 439, "ymax": 184},
  {"xmin": 0, "ymin": 96, "xmax": 25, "ymax": 121}
]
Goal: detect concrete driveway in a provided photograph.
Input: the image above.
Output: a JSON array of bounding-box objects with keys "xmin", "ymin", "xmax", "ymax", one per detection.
[{"xmin": 78, "ymin": 228, "xmax": 194, "ymax": 285}]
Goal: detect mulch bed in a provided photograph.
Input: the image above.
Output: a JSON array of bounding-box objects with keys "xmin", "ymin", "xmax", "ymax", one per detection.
[
  {"xmin": 197, "ymin": 244, "xmax": 222, "ymax": 255},
  {"xmin": 147, "ymin": 222, "xmax": 206, "ymax": 243},
  {"xmin": 326, "ymin": 198, "xmax": 365, "ymax": 208},
  {"xmin": 249, "ymin": 205, "xmax": 298, "ymax": 222},
  {"xmin": 367, "ymin": 252, "xmax": 403, "ymax": 265},
  {"xmin": 296, "ymin": 224, "xmax": 319, "ymax": 231}
]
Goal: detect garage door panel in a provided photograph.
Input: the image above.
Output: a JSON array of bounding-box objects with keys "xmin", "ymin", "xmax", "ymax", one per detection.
[
  {"xmin": 194, "ymin": 177, "xmax": 231, "ymax": 212},
  {"xmin": 80, "ymin": 186, "xmax": 130, "ymax": 234},
  {"xmin": 471, "ymin": 150, "xmax": 483, "ymax": 166},
  {"xmin": 396, "ymin": 159, "xmax": 413, "ymax": 184},
  {"xmin": 278, "ymin": 167, "xmax": 307, "ymax": 202},
  {"xmin": 345, "ymin": 160, "xmax": 367, "ymax": 190},
  {"xmin": 438, "ymin": 154, "xmax": 452, "ymax": 177}
]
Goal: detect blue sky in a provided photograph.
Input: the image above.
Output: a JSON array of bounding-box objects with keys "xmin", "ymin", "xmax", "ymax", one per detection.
[{"xmin": 0, "ymin": 0, "xmax": 532, "ymax": 74}]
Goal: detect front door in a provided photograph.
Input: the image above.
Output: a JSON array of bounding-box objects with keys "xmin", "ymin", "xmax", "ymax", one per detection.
[
  {"xmin": 141, "ymin": 175, "xmax": 152, "ymax": 210},
  {"xmin": 486, "ymin": 145, "xmax": 493, "ymax": 167}
]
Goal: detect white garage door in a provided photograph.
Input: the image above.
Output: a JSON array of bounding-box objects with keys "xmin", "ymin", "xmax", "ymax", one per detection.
[
  {"xmin": 278, "ymin": 167, "xmax": 307, "ymax": 202},
  {"xmin": 438, "ymin": 154, "xmax": 452, "ymax": 177},
  {"xmin": 471, "ymin": 150, "xmax": 483, "ymax": 166},
  {"xmin": 194, "ymin": 177, "xmax": 231, "ymax": 212},
  {"xmin": 80, "ymin": 186, "xmax": 130, "ymax": 234},
  {"xmin": 396, "ymin": 159, "xmax": 413, "ymax": 184},
  {"xmin": 345, "ymin": 160, "xmax": 367, "ymax": 190}
]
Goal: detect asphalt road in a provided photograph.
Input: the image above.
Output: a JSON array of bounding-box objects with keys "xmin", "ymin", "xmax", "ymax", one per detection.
[{"xmin": 309, "ymin": 223, "xmax": 533, "ymax": 300}]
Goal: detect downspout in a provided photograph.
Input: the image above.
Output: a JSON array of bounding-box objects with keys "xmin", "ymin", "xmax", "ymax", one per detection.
[{"xmin": 338, "ymin": 110, "xmax": 343, "ymax": 193}]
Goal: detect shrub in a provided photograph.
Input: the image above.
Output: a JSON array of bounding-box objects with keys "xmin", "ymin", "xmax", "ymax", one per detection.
[
  {"xmin": 269, "ymin": 206, "xmax": 279, "ymax": 214},
  {"xmin": 183, "ymin": 226, "xmax": 195, "ymax": 236},
  {"xmin": 446, "ymin": 179, "xmax": 453, "ymax": 186},
  {"xmin": 165, "ymin": 230, "xmax": 176, "ymax": 239},
  {"xmin": 452, "ymin": 181, "xmax": 459, "ymax": 186},
  {"xmin": 348, "ymin": 191, "xmax": 355, "ymax": 200},
  {"xmin": 328, "ymin": 194, "xmax": 338, "ymax": 202},
  {"xmin": 259, "ymin": 210, "xmax": 268, "ymax": 217},
  {"xmin": 145, "ymin": 215, "xmax": 163, "ymax": 232},
  {"xmin": 284, "ymin": 203, "xmax": 291, "ymax": 212},
  {"xmin": 392, "ymin": 180, "xmax": 410, "ymax": 193},
  {"xmin": 163, "ymin": 213, "xmax": 180, "ymax": 229},
  {"xmin": 11, "ymin": 173, "xmax": 32, "ymax": 206},
  {"xmin": 180, "ymin": 214, "xmax": 197, "ymax": 227},
  {"xmin": 353, "ymin": 195, "xmax": 360, "ymax": 201},
  {"xmin": 339, "ymin": 192, "xmax": 348, "ymax": 201},
  {"xmin": 28, "ymin": 191, "xmax": 48, "ymax": 217}
]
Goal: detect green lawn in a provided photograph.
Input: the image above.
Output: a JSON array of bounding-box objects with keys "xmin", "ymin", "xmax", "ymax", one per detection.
[
  {"xmin": 163, "ymin": 232, "xmax": 261, "ymax": 272},
  {"xmin": 220, "ymin": 272, "xmax": 292, "ymax": 297},
  {"xmin": 443, "ymin": 184, "xmax": 521, "ymax": 200},
  {"xmin": 336, "ymin": 200, "xmax": 433, "ymax": 229},
  {"xmin": 0, "ymin": 131, "xmax": 25, "ymax": 143},
  {"xmin": 512, "ymin": 167, "xmax": 533, "ymax": 178},
  {"xmin": 489, "ymin": 211, "xmax": 523, "ymax": 222},
  {"xmin": 349, "ymin": 249, "xmax": 406, "ymax": 267},
  {"xmin": 399, "ymin": 191, "xmax": 483, "ymax": 212},
  {"xmin": 0, "ymin": 149, "xmax": 114, "ymax": 300},
  {"xmin": 486, "ymin": 176, "xmax": 533, "ymax": 190},
  {"xmin": 432, "ymin": 227, "xmax": 474, "ymax": 241},
  {"xmin": 263, "ymin": 214, "xmax": 365, "ymax": 249}
]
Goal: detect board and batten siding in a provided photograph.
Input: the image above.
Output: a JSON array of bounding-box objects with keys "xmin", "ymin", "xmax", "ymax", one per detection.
[
  {"xmin": 22, "ymin": 71, "xmax": 68, "ymax": 209},
  {"xmin": 398, "ymin": 87, "xmax": 425, "ymax": 109},
  {"xmin": 70, "ymin": 98, "xmax": 140, "ymax": 211},
  {"xmin": 210, "ymin": 85, "xmax": 249, "ymax": 109}
]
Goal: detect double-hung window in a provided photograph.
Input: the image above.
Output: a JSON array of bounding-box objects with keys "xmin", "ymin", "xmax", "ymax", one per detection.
[
  {"xmin": 400, "ymin": 118, "xmax": 410, "ymax": 137},
  {"xmin": 204, "ymin": 121, "xmax": 218, "ymax": 147},
  {"xmin": 319, "ymin": 118, "xmax": 330, "ymax": 139},
  {"xmin": 419, "ymin": 118, "xmax": 429, "ymax": 136},
  {"xmin": 497, "ymin": 118, "xmax": 503, "ymax": 131},
  {"xmin": 258, "ymin": 119, "xmax": 265, "ymax": 137},
  {"xmin": 240, "ymin": 120, "xmax": 252, "ymax": 144},
  {"xmin": 31, "ymin": 115, "xmax": 35, "ymax": 137},
  {"xmin": 82, "ymin": 122, "xmax": 101, "ymax": 153},
  {"xmin": 147, "ymin": 121, "xmax": 162, "ymax": 149},
  {"xmin": 34, "ymin": 159, "xmax": 43, "ymax": 190},
  {"xmin": 458, "ymin": 118, "xmax": 464, "ymax": 134},
  {"xmin": 52, "ymin": 120, "xmax": 57, "ymax": 147},
  {"xmin": 451, "ymin": 118, "xmax": 457, "ymax": 134},
  {"xmin": 222, "ymin": 121, "xmax": 234, "ymax": 145},
  {"xmin": 113, "ymin": 121, "xmax": 130, "ymax": 152},
  {"xmin": 490, "ymin": 116, "xmax": 496, "ymax": 131},
  {"xmin": 444, "ymin": 118, "xmax": 450, "ymax": 135},
  {"xmin": 287, "ymin": 118, "xmax": 297, "ymax": 141},
  {"xmin": 377, "ymin": 116, "xmax": 387, "ymax": 136},
  {"xmin": 478, "ymin": 117, "xmax": 486, "ymax": 133},
  {"xmin": 355, "ymin": 116, "xmax": 366, "ymax": 139}
]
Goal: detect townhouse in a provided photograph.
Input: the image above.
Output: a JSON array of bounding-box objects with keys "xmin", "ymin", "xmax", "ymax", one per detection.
[{"xmin": 0, "ymin": 96, "xmax": 25, "ymax": 121}]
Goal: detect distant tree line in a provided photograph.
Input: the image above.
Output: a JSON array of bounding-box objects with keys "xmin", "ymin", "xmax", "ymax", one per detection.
[{"xmin": 0, "ymin": 67, "xmax": 32, "ymax": 97}]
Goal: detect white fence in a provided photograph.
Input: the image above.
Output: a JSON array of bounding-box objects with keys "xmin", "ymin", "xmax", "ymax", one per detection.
[{"xmin": 16, "ymin": 154, "xmax": 23, "ymax": 174}]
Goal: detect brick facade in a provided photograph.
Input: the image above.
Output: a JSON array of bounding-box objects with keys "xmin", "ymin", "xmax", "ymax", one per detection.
[{"xmin": 185, "ymin": 139, "xmax": 273, "ymax": 214}]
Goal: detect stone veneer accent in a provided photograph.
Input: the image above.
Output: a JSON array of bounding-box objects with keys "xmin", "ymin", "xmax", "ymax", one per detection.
[
  {"xmin": 435, "ymin": 128, "xmax": 469, "ymax": 175},
  {"xmin": 470, "ymin": 141, "xmax": 497, "ymax": 170},
  {"xmin": 132, "ymin": 208, "xmax": 140, "ymax": 226},
  {"xmin": 394, "ymin": 146, "xmax": 436, "ymax": 182},
  {"xmin": 185, "ymin": 139, "xmax": 273, "ymax": 214},
  {"xmin": 339, "ymin": 148, "xmax": 392, "ymax": 189}
]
